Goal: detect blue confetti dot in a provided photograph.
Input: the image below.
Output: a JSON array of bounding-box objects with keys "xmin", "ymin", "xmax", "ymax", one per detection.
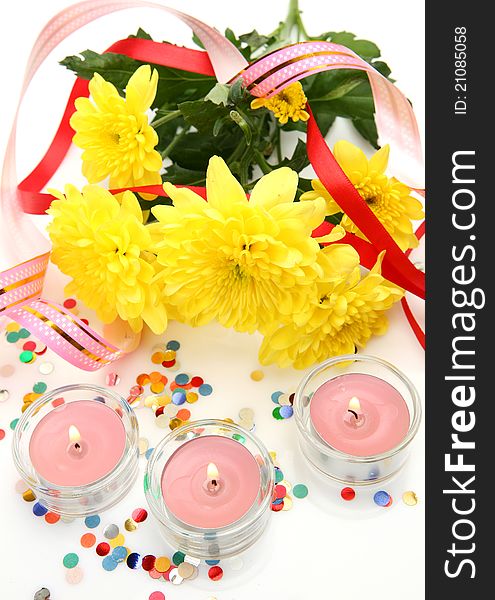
[
  {"xmin": 112, "ymin": 546, "xmax": 128, "ymax": 562},
  {"xmin": 93, "ymin": 395, "xmax": 106, "ymax": 403},
  {"xmin": 85, "ymin": 514, "xmax": 101, "ymax": 528},
  {"xmin": 166, "ymin": 340, "xmax": 180, "ymax": 351},
  {"xmin": 271, "ymin": 391, "xmax": 283, "ymax": 404},
  {"xmin": 279, "ymin": 405, "xmax": 294, "ymax": 419},
  {"xmin": 145, "ymin": 447, "xmax": 154, "ymax": 460},
  {"xmin": 205, "ymin": 559, "xmax": 220, "ymax": 565},
  {"xmin": 126, "ymin": 552, "xmax": 140, "ymax": 569},
  {"xmin": 198, "ymin": 383, "xmax": 213, "ymax": 396},
  {"xmin": 33, "ymin": 502, "xmax": 48, "ymax": 516},
  {"xmin": 102, "ymin": 556, "xmax": 119, "ymax": 571},
  {"xmin": 373, "ymin": 490, "xmax": 391, "ymax": 507},
  {"xmin": 272, "ymin": 497, "xmax": 284, "ymax": 506},
  {"xmin": 6, "ymin": 332, "xmax": 19, "ymax": 343},
  {"xmin": 172, "ymin": 391, "xmax": 186, "ymax": 405},
  {"xmin": 175, "ymin": 373, "xmax": 189, "ymax": 386},
  {"xmin": 18, "ymin": 328, "xmax": 31, "ymax": 339}
]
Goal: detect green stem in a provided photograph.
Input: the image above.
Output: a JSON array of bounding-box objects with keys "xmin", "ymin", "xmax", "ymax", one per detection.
[
  {"xmin": 275, "ymin": 125, "xmax": 282, "ymax": 163},
  {"xmin": 151, "ymin": 109, "xmax": 181, "ymax": 129},
  {"xmin": 160, "ymin": 129, "xmax": 187, "ymax": 159},
  {"xmin": 254, "ymin": 150, "xmax": 273, "ymax": 175}
]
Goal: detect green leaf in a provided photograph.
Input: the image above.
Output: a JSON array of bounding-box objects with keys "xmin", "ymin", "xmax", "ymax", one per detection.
[
  {"xmin": 319, "ymin": 31, "xmax": 380, "ymax": 60},
  {"xmin": 127, "ymin": 28, "xmax": 153, "ymax": 40},
  {"xmin": 295, "ymin": 177, "xmax": 315, "ymax": 201},
  {"xmin": 179, "ymin": 99, "xmax": 230, "ymax": 133},
  {"xmin": 162, "ymin": 164, "xmax": 206, "ymax": 187},
  {"xmin": 351, "ymin": 117, "xmax": 379, "ymax": 148},
  {"xmin": 205, "ymin": 83, "xmax": 230, "ymax": 106},
  {"xmin": 169, "ymin": 129, "xmax": 242, "ymax": 171},
  {"xmin": 238, "ymin": 30, "xmax": 271, "ymax": 51}
]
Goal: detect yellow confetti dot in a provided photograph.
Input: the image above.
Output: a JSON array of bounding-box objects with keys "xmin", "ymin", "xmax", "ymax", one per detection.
[
  {"xmin": 169, "ymin": 418, "xmax": 182, "ymax": 430},
  {"xmin": 150, "ymin": 381, "xmax": 165, "ymax": 394},
  {"xmin": 124, "ymin": 518, "xmax": 137, "ymax": 532},
  {"xmin": 163, "ymin": 349, "xmax": 176, "ymax": 361},
  {"xmin": 6, "ymin": 322, "xmax": 20, "ymax": 332},
  {"xmin": 110, "ymin": 533, "xmax": 125, "ymax": 548},
  {"xmin": 222, "ymin": 418, "xmax": 235, "ymax": 424},
  {"xmin": 250, "ymin": 369, "xmax": 264, "ymax": 381},
  {"xmin": 282, "ymin": 495, "xmax": 293, "ymax": 511},
  {"xmin": 138, "ymin": 437, "xmax": 149, "ymax": 455},
  {"xmin": 155, "ymin": 556, "xmax": 171, "ymax": 572},
  {"xmin": 22, "ymin": 489, "xmax": 36, "ymax": 502},
  {"xmin": 402, "ymin": 491, "xmax": 419, "ymax": 506},
  {"xmin": 269, "ymin": 451, "xmax": 277, "ymax": 462},
  {"xmin": 186, "ymin": 391, "xmax": 198, "ymax": 404},
  {"xmin": 144, "ymin": 395, "xmax": 157, "ymax": 408},
  {"xmin": 151, "ymin": 351, "xmax": 166, "ymax": 364},
  {"xmin": 157, "ymin": 395, "xmax": 171, "ymax": 407}
]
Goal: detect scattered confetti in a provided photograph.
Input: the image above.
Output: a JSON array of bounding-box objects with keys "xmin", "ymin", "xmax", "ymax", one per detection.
[
  {"xmin": 172, "ymin": 551, "xmax": 185, "ymax": 566},
  {"xmin": 38, "ymin": 362, "xmax": 54, "ymax": 375},
  {"xmin": 44, "ymin": 512, "xmax": 61, "ymax": 525},
  {"xmin": 33, "ymin": 502, "xmax": 48, "ymax": 516},
  {"xmin": 22, "ymin": 489, "xmax": 36, "ymax": 502},
  {"xmin": 84, "ymin": 514, "xmax": 101, "ymax": 529},
  {"xmin": 374, "ymin": 490, "xmax": 392, "ymax": 507},
  {"xmin": 112, "ymin": 546, "xmax": 128, "ymax": 562},
  {"xmin": 65, "ymin": 565, "xmax": 84, "ymax": 584},
  {"xmin": 80, "ymin": 533, "xmax": 96, "ymax": 548},
  {"xmin": 10, "ymin": 418, "xmax": 19, "ymax": 430},
  {"xmin": 341, "ymin": 487, "xmax": 356, "ymax": 501},
  {"xmin": 19, "ymin": 350, "xmax": 34, "ymax": 363},
  {"xmin": 126, "ymin": 552, "xmax": 141, "ymax": 569},
  {"xmin": 271, "ymin": 388, "xmax": 295, "ymax": 419},
  {"xmin": 155, "ymin": 556, "xmax": 171, "ymax": 572},
  {"xmin": 145, "ymin": 447, "xmax": 154, "ymax": 460},
  {"xmin": 149, "ymin": 592, "xmax": 165, "ymax": 600},
  {"xmin": 0, "ymin": 429, "xmax": 5, "ymax": 441},
  {"xmin": 138, "ymin": 437, "xmax": 149, "ymax": 455},
  {"xmin": 228, "ymin": 556, "xmax": 244, "ymax": 571},
  {"xmin": 402, "ymin": 491, "xmax": 419, "ymax": 506},
  {"xmin": 15, "ymin": 479, "xmax": 29, "ymax": 494},
  {"xmin": 63, "ymin": 553, "xmax": 79, "ymax": 569},
  {"xmin": 178, "ymin": 561, "xmax": 195, "ymax": 579},
  {"xmin": 250, "ymin": 369, "xmax": 264, "ymax": 381},
  {"xmin": 103, "ymin": 523, "xmax": 119, "ymax": 539},
  {"xmin": 293, "ymin": 484, "xmax": 308, "ymax": 499},
  {"xmin": 132, "ymin": 507, "xmax": 148, "ymax": 523},
  {"xmin": 34, "ymin": 588, "xmax": 50, "ymax": 600},
  {"xmin": 279, "ymin": 405, "xmax": 293, "ymax": 419},
  {"xmin": 0, "ymin": 389, "xmax": 10, "ymax": 401},
  {"xmin": 63, "ymin": 298, "xmax": 77, "ymax": 309},
  {"xmin": 167, "ymin": 340, "xmax": 180, "ymax": 351},
  {"xmin": 141, "ymin": 555, "xmax": 156, "ymax": 571},
  {"xmin": 198, "ymin": 383, "xmax": 212, "ymax": 396},
  {"xmin": 96, "ymin": 542, "xmax": 110, "ymax": 556},
  {"xmin": 125, "ymin": 518, "xmax": 137, "ymax": 532},
  {"xmin": 110, "ymin": 532, "xmax": 125, "ymax": 548},
  {"xmin": 208, "ymin": 566, "xmax": 223, "ymax": 581},
  {"xmin": 102, "ymin": 556, "xmax": 118, "ymax": 571}
]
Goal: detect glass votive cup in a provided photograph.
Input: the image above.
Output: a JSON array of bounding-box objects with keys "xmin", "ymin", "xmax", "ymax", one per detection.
[
  {"xmin": 12, "ymin": 384, "xmax": 139, "ymax": 517},
  {"xmin": 145, "ymin": 419, "xmax": 274, "ymax": 559},
  {"xmin": 294, "ymin": 355, "xmax": 421, "ymax": 485}
]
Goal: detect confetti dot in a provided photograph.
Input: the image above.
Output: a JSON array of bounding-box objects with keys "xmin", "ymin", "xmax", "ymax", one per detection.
[
  {"xmin": 138, "ymin": 437, "xmax": 149, "ymax": 455},
  {"xmin": 155, "ymin": 414, "xmax": 170, "ymax": 429},
  {"xmin": 38, "ymin": 362, "xmax": 54, "ymax": 375},
  {"xmin": 166, "ymin": 340, "xmax": 180, "ymax": 351},
  {"xmin": 6, "ymin": 332, "xmax": 19, "ymax": 343},
  {"xmin": 341, "ymin": 487, "xmax": 356, "ymax": 501},
  {"xmin": 373, "ymin": 490, "xmax": 391, "ymax": 507},
  {"xmin": 65, "ymin": 565, "xmax": 84, "ymax": 584},
  {"xmin": 42, "ymin": 512, "xmax": 58, "ymax": 524},
  {"xmin": 96, "ymin": 542, "xmax": 110, "ymax": 556},
  {"xmin": 10, "ymin": 418, "xmax": 19, "ymax": 430},
  {"xmin": 272, "ymin": 407, "xmax": 283, "ymax": 420},
  {"xmin": 282, "ymin": 495, "xmax": 293, "ymax": 511},
  {"xmin": 15, "ymin": 479, "xmax": 29, "ymax": 494},
  {"xmin": 18, "ymin": 328, "xmax": 30, "ymax": 339},
  {"xmin": 63, "ymin": 298, "xmax": 77, "ymax": 309},
  {"xmin": 145, "ymin": 447, "xmax": 154, "ymax": 460},
  {"xmin": 151, "ymin": 351, "xmax": 166, "ymax": 364},
  {"xmin": 274, "ymin": 484, "xmax": 287, "ymax": 500},
  {"xmin": 402, "ymin": 490, "xmax": 419, "ymax": 506},
  {"xmin": 126, "ymin": 552, "xmax": 141, "ymax": 569},
  {"xmin": 0, "ymin": 389, "xmax": 11, "ymax": 402},
  {"xmin": 0, "ymin": 429, "xmax": 5, "ymax": 441},
  {"xmin": 279, "ymin": 405, "xmax": 293, "ymax": 419},
  {"xmin": 112, "ymin": 546, "xmax": 128, "ymax": 562},
  {"xmin": 250, "ymin": 370, "xmax": 264, "ymax": 381},
  {"xmin": 63, "ymin": 553, "xmax": 79, "ymax": 569},
  {"xmin": 124, "ymin": 518, "xmax": 137, "ymax": 532},
  {"xmin": 271, "ymin": 391, "xmax": 283, "ymax": 403},
  {"xmin": 103, "ymin": 523, "xmax": 119, "ymax": 539},
  {"xmin": 178, "ymin": 561, "xmax": 194, "ymax": 579},
  {"xmin": 186, "ymin": 391, "xmax": 198, "ymax": 403},
  {"xmin": 33, "ymin": 382, "xmax": 47, "ymax": 394},
  {"xmin": 33, "ymin": 588, "xmax": 50, "ymax": 600},
  {"xmin": 155, "ymin": 556, "xmax": 171, "ymax": 572},
  {"xmin": 109, "ymin": 533, "xmax": 125, "ymax": 548},
  {"xmin": 293, "ymin": 484, "xmax": 309, "ymax": 499},
  {"xmin": 175, "ymin": 373, "xmax": 189, "ymax": 386},
  {"xmin": 208, "ymin": 566, "xmax": 223, "ymax": 581},
  {"xmin": 51, "ymin": 397, "xmax": 64, "ymax": 408},
  {"xmin": 172, "ymin": 390, "xmax": 186, "ymax": 405},
  {"xmin": 149, "ymin": 567, "xmax": 164, "ymax": 580},
  {"xmin": 33, "ymin": 502, "xmax": 48, "ymax": 516},
  {"xmin": 198, "ymin": 383, "xmax": 212, "ymax": 396},
  {"xmin": 169, "ymin": 417, "xmax": 182, "ymax": 430},
  {"xmin": 176, "ymin": 408, "xmax": 191, "ymax": 421},
  {"xmin": 141, "ymin": 555, "xmax": 156, "ymax": 571},
  {"xmin": 275, "ymin": 468, "xmax": 284, "ymax": 483},
  {"xmin": 22, "ymin": 489, "xmax": 36, "ymax": 502},
  {"xmin": 228, "ymin": 556, "xmax": 244, "ymax": 571},
  {"xmin": 149, "ymin": 592, "xmax": 165, "ymax": 600},
  {"xmin": 80, "ymin": 533, "xmax": 96, "ymax": 548},
  {"xmin": 84, "ymin": 514, "xmax": 101, "ymax": 529},
  {"xmin": 19, "ymin": 351, "xmax": 34, "ymax": 363},
  {"xmin": 132, "ymin": 507, "xmax": 148, "ymax": 523},
  {"xmin": 102, "ymin": 556, "xmax": 118, "ymax": 571},
  {"xmin": 172, "ymin": 551, "xmax": 185, "ymax": 566},
  {"xmin": 271, "ymin": 501, "xmax": 284, "ymax": 512}
]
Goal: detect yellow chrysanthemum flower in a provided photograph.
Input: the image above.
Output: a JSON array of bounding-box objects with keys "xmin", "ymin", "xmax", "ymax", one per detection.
[
  {"xmin": 251, "ymin": 82, "xmax": 310, "ymax": 124},
  {"xmin": 258, "ymin": 247, "xmax": 404, "ymax": 369},
  {"xmin": 150, "ymin": 156, "xmax": 326, "ymax": 334},
  {"xmin": 301, "ymin": 140, "xmax": 425, "ymax": 251},
  {"xmin": 70, "ymin": 65, "xmax": 162, "ymax": 194},
  {"xmin": 47, "ymin": 184, "xmax": 167, "ymax": 334}
]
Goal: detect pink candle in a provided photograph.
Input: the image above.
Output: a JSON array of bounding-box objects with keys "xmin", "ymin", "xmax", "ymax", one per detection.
[
  {"xmin": 310, "ymin": 374, "xmax": 410, "ymax": 456},
  {"xmin": 161, "ymin": 436, "xmax": 261, "ymax": 528},
  {"xmin": 29, "ymin": 400, "xmax": 126, "ymax": 486}
]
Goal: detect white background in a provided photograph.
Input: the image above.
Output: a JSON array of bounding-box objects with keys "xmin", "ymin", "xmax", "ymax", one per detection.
[{"xmin": 0, "ymin": 1, "xmax": 425, "ymax": 598}]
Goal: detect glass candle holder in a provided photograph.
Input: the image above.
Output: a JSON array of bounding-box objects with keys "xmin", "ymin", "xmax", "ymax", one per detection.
[
  {"xmin": 12, "ymin": 384, "xmax": 139, "ymax": 517},
  {"xmin": 145, "ymin": 419, "xmax": 274, "ymax": 559},
  {"xmin": 294, "ymin": 355, "xmax": 421, "ymax": 485}
]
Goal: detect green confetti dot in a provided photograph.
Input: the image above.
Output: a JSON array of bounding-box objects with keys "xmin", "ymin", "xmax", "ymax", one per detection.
[
  {"xmin": 6, "ymin": 332, "xmax": 19, "ymax": 343},
  {"xmin": 143, "ymin": 473, "xmax": 150, "ymax": 493},
  {"xmin": 275, "ymin": 469, "xmax": 284, "ymax": 484},
  {"xmin": 293, "ymin": 484, "xmax": 309, "ymax": 499},
  {"xmin": 19, "ymin": 351, "xmax": 33, "ymax": 363},
  {"xmin": 232, "ymin": 434, "xmax": 246, "ymax": 443},
  {"xmin": 18, "ymin": 328, "xmax": 31, "ymax": 339},
  {"xmin": 272, "ymin": 406, "xmax": 283, "ymax": 420},
  {"xmin": 63, "ymin": 553, "xmax": 79, "ymax": 569},
  {"xmin": 10, "ymin": 418, "xmax": 19, "ymax": 430},
  {"xmin": 33, "ymin": 382, "xmax": 47, "ymax": 394},
  {"xmin": 172, "ymin": 551, "xmax": 185, "ymax": 566}
]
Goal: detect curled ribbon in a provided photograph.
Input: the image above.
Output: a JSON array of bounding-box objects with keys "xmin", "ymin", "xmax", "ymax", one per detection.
[{"xmin": 1, "ymin": 0, "xmax": 425, "ymax": 370}]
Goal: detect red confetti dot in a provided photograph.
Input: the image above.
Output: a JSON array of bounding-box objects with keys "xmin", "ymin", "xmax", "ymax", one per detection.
[
  {"xmin": 0, "ymin": 429, "xmax": 6, "ymax": 441},
  {"xmin": 274, "ymin": 484, "xmax": 286, "ymax": 500},
  {"xmin": 45, "ymin": 512, "xmax": 61, "ymax": 524},
  {"xmin": 23, "ymin": 341, "xmax": 36, "ymax": 352},
  {"xmin": 80, "ymin": 532, "xmax": 96, "ymax": 547},
  {"xmin": 51, "ymin": 397, "xmax": 65, "ymax": 408},
  {"xmin": 141, "ymin": 554, "xmax": 156, "ymax": 571},
  {"xmin": 132, "ymin": 508, "xmax": 148, "ymax": 523},
  {"xmin": 96, "ymin": 542, "xmax": 110, "ymax": 556},
  {"xmin": 190, "ymin": 376, "xmax": 204, "ymax": 387},
  {"xmin": 63, "ymin": 298, "xmax": 77, "ymax": 309},
  {"xmin": 148, "ymin": 568, "xmax": 162, "ymax": 579},
  {"xmin": 163, "ymin": 566, "xmax": 173, "ymax": 581},
  {"xmin": 385, "ymin": 496, "xmax": 394, "ymax": 507},
  {"xmin": 155, "ymin": 406, "xmax": 164, "ymax": 417},
  {"xmin": 341, "ymin": 487, "xmax": 356, "ymax": 501},
  {"xmin": 149, "ymin": 592, "xmax": 165, "ymax": 600},
  {"xmin": 271, "ymin": 501, "xmax": 284, "ymax": 512},
  {"xmin": 176, "ymin": 408, "xmax": 191, "ymax": 421},
  {"xmin": 208, "ymin": 565, "xmax": 223, "ymax": 581},
  {"xmin": 81, "ymin": 318, "xmax": 89, "ymax": 326},
  {"xmin": 161, "ymin": 360, "xmax": 175, "ymax": 368}
]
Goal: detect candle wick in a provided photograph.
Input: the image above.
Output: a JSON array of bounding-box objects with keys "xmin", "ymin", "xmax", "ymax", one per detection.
[
  {"xmin": 211, "ymin": 479, "xmax": 217, "ymax": 487},
  {"xmin": 347, "ymin": 409, "xmax": 359, "ymax": 419},
  {"xmin": 74, "ymin": 442, "xmax": 81, "ymax": 451}
]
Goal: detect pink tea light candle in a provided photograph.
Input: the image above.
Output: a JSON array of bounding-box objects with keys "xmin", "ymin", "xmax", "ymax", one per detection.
[
  {"xmin": 146, "ymin": 420, "xmax": 274, "ymax": 559},
  {"xmin": 13, "ymin": 385, "xmax": 139, "ymax": 517},
  {"xmin": 294, "ymin": 355, "xmax": 421, "ymax": 485}
]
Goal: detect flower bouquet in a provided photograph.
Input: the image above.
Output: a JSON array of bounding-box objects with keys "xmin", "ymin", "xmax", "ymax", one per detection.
[{"xmin": 0, "ymin": 0, "xmax": 425, "ymax": 371}]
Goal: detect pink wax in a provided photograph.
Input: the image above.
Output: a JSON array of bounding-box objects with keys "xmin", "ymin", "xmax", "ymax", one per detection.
[
  {"xmin": 29, "ymin": 400, "xmax": 126, "ymax": 486},
  {"xmin": 310, "ymin": 374, "xmax": 410, "ymax": 456},
  {"xmin": 161, "ymin": 436, "xmax": 261, "ymax": 528}
]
